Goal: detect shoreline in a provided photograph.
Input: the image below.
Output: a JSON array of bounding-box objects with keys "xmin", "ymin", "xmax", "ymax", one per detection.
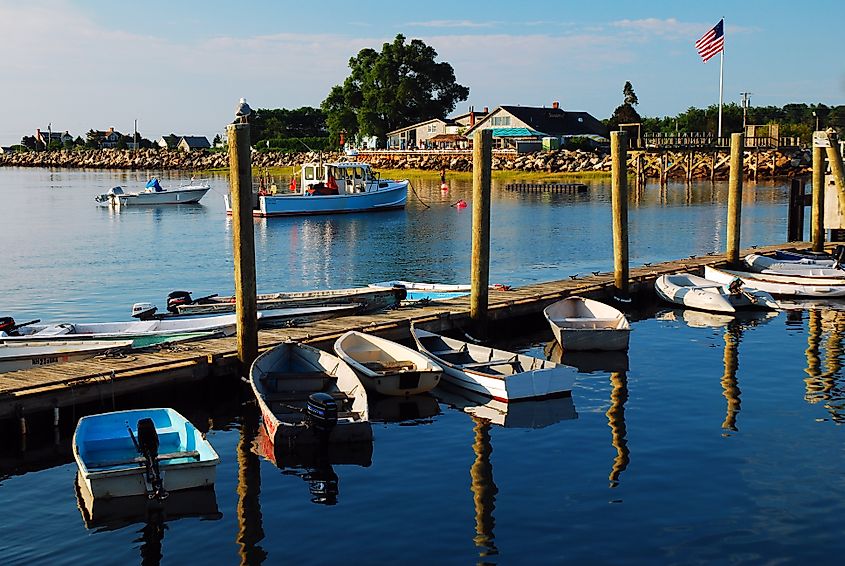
[{"xmin": 0, "ymin": 147, "xmax": 812, "ymax": 179}]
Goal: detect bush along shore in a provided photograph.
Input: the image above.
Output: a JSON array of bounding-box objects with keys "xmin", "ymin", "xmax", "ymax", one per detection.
[{"xmin": 0, "ymin": 147, "xmax": 815, "ymax": 179}]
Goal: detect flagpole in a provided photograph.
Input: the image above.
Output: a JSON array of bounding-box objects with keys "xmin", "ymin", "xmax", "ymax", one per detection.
[{"xmin": 717, "ymin": 19, "xmax": 724, "ymax": 140}]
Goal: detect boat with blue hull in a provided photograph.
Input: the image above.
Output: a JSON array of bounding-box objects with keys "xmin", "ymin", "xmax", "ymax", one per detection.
[
  {"xmin": 225, "ymin": 161, "xmax": 408, "ymax": 217},
  {"xmin": 73, "ymin": 408, "xmax": 220, "ymax": 499}
]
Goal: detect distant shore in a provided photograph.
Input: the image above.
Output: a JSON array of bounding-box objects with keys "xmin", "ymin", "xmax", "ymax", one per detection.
[{"xmin": 0, "ymin": 147, "xmax": 812, "ymax": 179}]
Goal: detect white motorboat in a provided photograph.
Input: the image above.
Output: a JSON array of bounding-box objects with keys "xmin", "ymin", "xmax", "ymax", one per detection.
[
  {"xmin": 95, "ymin": 178, "xmax": 210, "ymax": 206},
  {"xmin": 249, "ymin": 341, "xmax": 372, "ymax": 446},
  {"xmin": 0, "ymin": 339, "xmax": 133, "ymax": 373},
  {"xmin": 368, "ymin": 280, "xmax": 511, "ymax": 302},
  {"xmin": 704, "ymin": 265, "xmax": 845, "ymax": 298},
  {"xmin": 543, "ymin": 296, "xmax": 630, "ymax": 351},
  {"xmin": 225, "ymin": 161, "xmax": 407, "ymax": 217},
  {"xmin": 333, "ymin": 331, "xmax": 442, "ymax": 396},
  {"xmin": 73, "ymin": 408, "xmax": 220, "ymax": 499},
  {"xmin": 744, "ymin": 253, "xmax": 845, "ymax": 278},
  {"xmin": 411, "ymin": 325, "xmax": 576, "ymax": 402},
  {"xmin": 655, "ymin": 272, "xmax": 779, "ymax": 312}
]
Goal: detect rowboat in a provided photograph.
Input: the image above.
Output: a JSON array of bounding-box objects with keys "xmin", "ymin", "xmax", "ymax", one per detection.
[
  {"xmin": 744, "ymin": 253, "xmax": 844, "ymax": 278},
  {"xmin": 95, "ymin": 178, "xmax": 210, "ymax": 206},
  {"xmin": 704, "ymin": 265, "xmax": 845, "ymax": 298},
  {"xmin": 368, "ymin": 280, "xmax": 510, "ymax": 302},
  {"xmin": 1, "ymin": 304, "xmax": 357, "ymax": 346},
  {"xmin": 163, "ymin": 286, "xmax": 405, "ymax": 317},
  {"xmin": 333, "ymin": 331, "xmax": 442, "ymax": 396},
  {"xmin": 773, "ymin": 249, "xmax": 837, "ymax": 262},
  {"xmin": 249, "ymin": 341, "xmax": 372, "ymax": 446},
  {"xmin": 433, "ymin": 381, "xmax": 578, "ymax": 429},
  {"xmin": 411, "ymin": 326, "xmax": 577, "ymax": 402},
  {"xmin": 73, "ymin": 408, "xmax": 220, "ymax": 499},
  {"xmin": 655, "ymin": 272, "xmax": 779, "ymax": 312},
  {"xmin": 543, "ymin": 296, "xmax": 630, "ymax": 351},
  {"xmin": 225, "ymin": 161, "xmax": 408, "ymax": 217},
  {"xmin": 0, "ymin": 339, "xmax": 132, "ymax": 374}
]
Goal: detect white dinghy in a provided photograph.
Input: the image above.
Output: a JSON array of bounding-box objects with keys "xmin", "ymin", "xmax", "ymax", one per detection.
[
  {"xmin": 0, "ymin": 339, "xmax": 132, "ymax": 373},
  {"xmin": 411, "ymin": 325, "xmax": 576, "ymax": 402},
  {"xmin": 704, "ymin": 265, "xmax": 845, "ymax": 298},
  {"xmin": 744, "ymin": 253, "xmax": 845, "ymax": 278},
  {"xmin": 655, "ymin": 272, "xmax": 778, "ymax": 313},
  {"xmin": 333, "ymin": 331, "xmax": 442, "ymax": 396},
  {"xmin": 543, "ymin": 296, "xmax": 630, "ymax": 351}
]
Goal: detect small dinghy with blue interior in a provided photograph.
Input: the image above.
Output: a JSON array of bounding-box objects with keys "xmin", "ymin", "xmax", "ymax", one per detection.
[
  {"xmin": 654, "ymin": 272, "xmax": 779, "ymax": 313},
  {"xmin": 744, "ymin": 246, "xmax": 845, "ymax": 278},
  {"xmin": 73, "ymin": 408, "xmax": 220, "ymax": 500},
  {"xmin": 95, "ymin": 178, "xmax": 211, "ymax": 206}
]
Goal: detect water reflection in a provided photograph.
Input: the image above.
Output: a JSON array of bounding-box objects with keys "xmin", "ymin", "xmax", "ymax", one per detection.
[
  {"xmin": 544, "ymin": 340, "xmax": 629, "ymax": 373},
  {"xmin": 470, "ymin": 417, "xmax": 498, "ymax": 560},
  {"xmin": 253, "ymin": 423, "xmax": 372, "ymax": 507},
  {"xmin": 368, "ymin": 394, "xmax": 440, "ymax": 425},
  {"xmin": 803, "ymin": 309, "xmax": 845, "ymax": 423},
  {"xmin": 606, "ymin": 371, "xmax": 630, "ymax": 488},
  {"xmin": 237, "ymin": 411, "xmax": 267, "ymax": 565},
  {"xmin": 655, "ymin": 308, "xmax": 777, "ymax": 329},
  {"xmin": 434, "ymin": 383, "xmax": 577, "ymax": 429},
  {"xmin": 720, "ymin": 324, "xmax": 741, "ymax": 434}
]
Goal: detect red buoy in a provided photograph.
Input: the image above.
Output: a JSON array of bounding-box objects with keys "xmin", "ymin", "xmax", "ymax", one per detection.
[{"xmin": 455, "ymin": 199, "xmax": 467, "ymax": 209}]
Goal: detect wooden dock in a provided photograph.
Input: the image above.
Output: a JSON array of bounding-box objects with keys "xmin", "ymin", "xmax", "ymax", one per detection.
[
  {"xmin": 0, "ymin": 243, "xmax": 800, "ymax": 421},
  {"xmin": 504, "ymin": 182, "xmax": 588, "ymax": 193}
]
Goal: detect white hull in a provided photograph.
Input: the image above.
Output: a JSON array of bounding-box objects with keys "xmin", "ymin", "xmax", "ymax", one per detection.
[
  {"xmin": 333, "ymin": 331, "xmax": 442, "ymax": 396},
  {"xmin": 96, "ymin": 184, "xmax": 210, "ymax": 206},
  {"xmin": 744, "ymin": 253, "xmax": 845, "ymax": 278},
  {"xmin": 412, "ymin": 327, "xmax": 576, "ymax": 402},
  {"xmin": 655, "ymin": 272, "xmax": 779, "ymax": 312},
  {"xmin": 704, "ymin": 265, "xmax": 845, "ymax": 298},
  {"xmin": 543, "ymin": 296, "xmax": 630, "ymax": 351},
  {"xmin": 73, "ymin": 408, "xmax": 219, "ymax": 499},
  {"xmin": 0, "ymin": 339, "xmax": 132, "ymax": 373}
]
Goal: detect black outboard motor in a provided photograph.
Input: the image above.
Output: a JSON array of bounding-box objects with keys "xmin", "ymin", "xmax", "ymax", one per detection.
[
  {"xmin": 166, "ymin": 291, "xmax": 193, "ymax": 313},
  {"xmin": 834, "ymin": 245, "xmax": 845, "ymax": 267},
  {"xmin": 306, "ymin": 392, "xmax": 338, "ymax": 434},
  {"xmin": 136, "ymin": 417, "xmax": 167, "ymax": 500}
]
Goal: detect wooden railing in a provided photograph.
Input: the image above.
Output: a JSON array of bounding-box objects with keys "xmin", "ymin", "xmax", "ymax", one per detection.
[{"xmin": 633, "ymin": 133, "xmax": 802, "ymax": 149}]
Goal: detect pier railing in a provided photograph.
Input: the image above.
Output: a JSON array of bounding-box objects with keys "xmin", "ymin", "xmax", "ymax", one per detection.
[{"xmin": 634, "ymin": 133, "xmax": 801, "ymax": 150}]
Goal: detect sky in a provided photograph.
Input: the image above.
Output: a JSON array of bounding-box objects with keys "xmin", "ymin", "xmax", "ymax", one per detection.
[{"xmin": 1, "ymin": 0, "xmax": 843, "ymax": 146}]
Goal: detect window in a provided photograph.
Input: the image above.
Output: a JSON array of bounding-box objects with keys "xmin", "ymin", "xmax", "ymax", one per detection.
[
  {"xmin": 491, "ymin": 116, "xmax": 511, "ymax": 126},
  {"xmin": 427, "ymin": 123, "xmax": 438, "ymax": 133},
  {"xmin": 304, "ymin": 166, "xmax": 317, "ymax": 180}
]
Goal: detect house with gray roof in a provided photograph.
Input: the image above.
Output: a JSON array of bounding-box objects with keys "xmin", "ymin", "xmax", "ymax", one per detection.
[{"xmin": 177, "ymin": 136, "xmax": 211, "ymax": 152}]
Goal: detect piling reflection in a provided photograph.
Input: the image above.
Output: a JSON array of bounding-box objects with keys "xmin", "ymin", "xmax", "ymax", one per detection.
[
  {"xmin": 720, "ymin": 323, "xmax": 741, "ymax": 433},
  {"xmin": 254, "ymin": 423, "xmax": 372, "ymax": 506},
  {"xmin": 803, "ymin": 308, "xmax": 845, "ymax": 422},
  {"xmin": 606, "ymin": 371, "xmax": 629, "ymax": 488},
  {"xmin": 237, "ymin": 411, "xmax": 267, "ymax": 565},
  {"xmin": 470, "ymin": 417, "xmax": 498, "ymax": 559}
]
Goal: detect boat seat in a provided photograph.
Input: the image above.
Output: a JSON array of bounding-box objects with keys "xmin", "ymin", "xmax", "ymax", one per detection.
[
  {"xmin": 455, "ymin": 359, "xmax": 520, "ymax": 369},
  {"xmin": 265, "ymin": 390, "xmax": 349, "ymax": 403},
  {"xmin": 429, "ymin": 348, "xmax": 467, "ymax": 356},
  {"xmin": 261, "ymin": 371, "xmax": 335, "ymax": 393},
  {"xmin": 361, "ymin": 360, "xmax": 416, "ymax": 372}
]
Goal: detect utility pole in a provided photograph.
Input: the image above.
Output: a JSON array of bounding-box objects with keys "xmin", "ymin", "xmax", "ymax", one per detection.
[
  {"xmin": 134, "ymin": 119, "xmax": 138, "ymax": 154},
  {"xmin": 740, "ymin": 92, "xmax": 751, "ymax": 132},
  {"xmin": 47, "ymin": 122, "xmax": 52, "ymax": 153}
]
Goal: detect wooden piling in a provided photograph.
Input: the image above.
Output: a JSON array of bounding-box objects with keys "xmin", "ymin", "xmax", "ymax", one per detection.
[
  {"xmin": 227, "ymin": 123, "xmax": 258, "ymax": 369},
  {"xmin": 610, "ymin": 131, "xmax": 629, "ymax": 297},
  {"xmin": 825, "ymin": 131, "xmax": 845, "ymax": 220},
  {"xmin": 787, "ymin": 178, "xmax": 805, "ymax": 242},
  {"xmin": 470, "ymin": 129, "xmax": 492, "ymax": 335},
  {"xmin": 812, "ymin": 145, "xmax": 825, "ymax": 252},
  {"xmin": 726, "ymin": 133, "xmax": 744, "ymax": 266}
]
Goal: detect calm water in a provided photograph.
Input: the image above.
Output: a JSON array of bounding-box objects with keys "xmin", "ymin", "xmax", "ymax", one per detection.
[{"xmin": 3, "ymin": 167, "xmax": 844, "ymax": 564}]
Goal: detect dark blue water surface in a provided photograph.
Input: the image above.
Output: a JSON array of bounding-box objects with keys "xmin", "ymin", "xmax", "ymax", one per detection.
[{"xmin": 3, "ymin": 168, "xmax": 844, "ymax": 564}]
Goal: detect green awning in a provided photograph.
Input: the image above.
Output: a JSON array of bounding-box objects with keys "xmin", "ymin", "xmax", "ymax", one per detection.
[{"xmin": 490, "ymin": 127, "xmax": 548, "ymax": 138}]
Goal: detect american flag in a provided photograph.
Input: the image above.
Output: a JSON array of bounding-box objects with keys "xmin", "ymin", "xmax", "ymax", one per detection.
[{"xmin": 695, "ymin": 19, "xmax": 724, "ymax": 63}]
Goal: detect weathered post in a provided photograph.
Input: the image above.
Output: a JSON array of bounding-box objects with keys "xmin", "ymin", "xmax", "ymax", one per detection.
[
  {"xmin": 470, "ymin": 130, "xmax": 493, "ymax": 336},
  {"xmin": 227, "ymin": 121, "xmax": 258, "ymax": 369},
  {"xmin": 786, "ymin": 178, "xmax": 805, "ymax": 242},
  {"xmin": 825, "ymin": 130, "xmax": 845, "ymax": 221},
  {"xmin": 812, "ymin": 141, "xmax": 825, "ymax": 252},
  {"xmin": 611, "ymin": 131, "xmax": 629, "ymax": 298},
  {"xmin": 726, "ymin": 133, "xmax": 744, "ymax": 266}
]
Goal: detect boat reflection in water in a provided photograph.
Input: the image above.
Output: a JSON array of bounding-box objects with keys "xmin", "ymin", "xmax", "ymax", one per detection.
[
  {"xmin": 75, "ymin": 476, "xmax": 221, "ymax": 564},
  {"xmin": 544, "ymin": 341, "xmax": 629, "ymax": 374},
  {"xmin": 367, "ymin": 393, "xmax": 441, "ymax": 425},
  {"xmin": 654, "ymin": 307, "xmax": 778, "ymax": 329},
  {"xmin": 254, "ymin": 424, "xmax": 372, "ymax": 506}
]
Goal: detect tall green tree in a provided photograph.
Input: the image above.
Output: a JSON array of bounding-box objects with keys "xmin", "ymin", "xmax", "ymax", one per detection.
[
  {"xmin": 608, "ymin": 81, "xmax": 642, "ymax": 128},
  {"xmin": 322, "ymin": 34, "xmax": 469, "ymax": 146}
]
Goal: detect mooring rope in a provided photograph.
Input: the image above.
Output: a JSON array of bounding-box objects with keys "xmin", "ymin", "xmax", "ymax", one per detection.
[{"xmin": 408, "ymin": 180, "xmax": 431, "ymax": 209}]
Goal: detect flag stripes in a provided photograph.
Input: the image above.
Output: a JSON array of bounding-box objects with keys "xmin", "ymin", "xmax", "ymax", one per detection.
[{"xmin": 695, "ymin": 19, "xmax": 724, "ymax": 63}]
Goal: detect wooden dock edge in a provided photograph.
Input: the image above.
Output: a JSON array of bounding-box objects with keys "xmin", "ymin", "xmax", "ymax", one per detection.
[{"xmin": 0, "ymin": 243, "xmax": 814, "ymax": 420}]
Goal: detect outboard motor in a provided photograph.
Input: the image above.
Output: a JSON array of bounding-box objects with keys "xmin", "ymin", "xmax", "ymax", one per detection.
[
  {"xmin": 834, "ymin": 245, "xmax": 845, "ymax": 267},
  {"xmin": 166, "ymin": 291, "xmax": 193, "ymax": 313},
  {"xmin": 306, "ymin": 392, "xmax": 338, "ymax": 434},
  {"xmin": 131, "ymin": 303, "xmax": 158, "ymax": 320},
  {"xmin": 0, "ymin": 317, "xmax": 16, "ymax": 335},
  {"xmin": 136, "ymin": 417, "xmax": 167, "ymax": 500}
]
